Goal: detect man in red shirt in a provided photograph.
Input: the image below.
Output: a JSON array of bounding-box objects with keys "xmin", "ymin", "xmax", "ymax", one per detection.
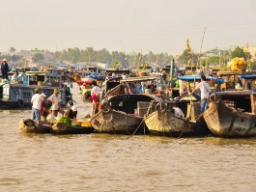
[{"xmin": 40, "ymin": 93, "xmax": 49, "ymax": 121}]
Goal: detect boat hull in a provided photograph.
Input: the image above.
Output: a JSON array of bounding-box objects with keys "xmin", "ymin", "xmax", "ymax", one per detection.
[
  {"xmin": 145, "ymin": 110, "xmax": 201, "ymax": 137},
  {"xmin": 19, "ymin": 119, "xmax": 51, "ymax": 133},
  {"xmin": 90, "ymin": 110, "xmax": 143, "ymax": 134},
  {"xmin": 204, "ymin": 94, "xmax": 256, "ymax": 137},
  {"xmin": 51, "ymin": 123, "xmax": 94, "ymax": 134}
]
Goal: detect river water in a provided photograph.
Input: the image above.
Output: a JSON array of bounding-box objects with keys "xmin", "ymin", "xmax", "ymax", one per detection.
[
  {"xmin": 1, "ymin": 109, "xmax": 256, "ymax": 192},
  {"xmin": 1, "ymin": 84, "xmax": 256, "ymax": 191}
]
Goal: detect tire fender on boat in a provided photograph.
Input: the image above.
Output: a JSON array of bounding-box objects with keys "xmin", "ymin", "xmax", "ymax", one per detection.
[
  {"xmin": 155, "ymin": 102, "xmax": 166, "ymax": 113},
  {"xmin": 17, "ymin": 99, "xmax": 25, "ymax": 108},
  {"xmin": 210, "ymin": 93, "xmax": 221, "ymax": 104},
  {"xmin": 101, "ymin": 103, "xmax": 111, "ymax": 113}
]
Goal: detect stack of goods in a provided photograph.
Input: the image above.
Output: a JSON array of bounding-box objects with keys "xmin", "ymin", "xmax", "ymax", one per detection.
[
  {"xmin": 73, "ymin": 74, "xmax": 80, "ymax": 81},
  {"xmin": 58, "ymin": 116, "xmax": 72, "ymax": 126},
  {"xmin": 227, "ymin": 57, "xmax": 247, "ymax": 72},
  {"xmin": 76, "ymin": 118, "xmax": 92, "ymax": 128}
]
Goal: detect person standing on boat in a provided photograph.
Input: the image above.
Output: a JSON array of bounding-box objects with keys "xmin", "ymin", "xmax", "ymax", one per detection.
[
  {"xmin": 47, "ymin": 88, "xmax": 63, "ymax": 117},
  {"xmin": 40, "ymin": 93, "xmax": 49, "ymax": 121},
  {"xmin": 1, "ymin": 59, "xmax": 9, "ymax": 80},
  {"xmin": 31, "ymin": 88, "xmax": 42, "ymax": 120},
  {"xmin": 91, "ymin": 81, "xmax": 102, "ymax": 114},
  {"xmin": 191, "ymin": 74, "xmax": 211, "ymax": 113}
]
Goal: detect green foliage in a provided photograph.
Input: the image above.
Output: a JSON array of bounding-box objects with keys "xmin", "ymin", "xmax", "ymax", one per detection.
[
  {"xmin": 250, "ymin": 61, "xmax": 256, "ymax": 70},
  {"xmin": 179, "ymin": 49, "xmax": 198, "ymax": 65},
  {"xmin": 207, "ymin": 56, "xmax": 219, "ymax": 64},
  {"xmin": 201, "ymin": 60, "xmax": 206, "ymax": 67},
  {"xmin": 9, "ymin": 47, "xmax": 16, "ymax": 52},
  {"xmin": 231, "ymin": 47, "xmax": 246, "ymax": 60},
  {"xmin": 58, "ymin": 116, "xmax": 72, "ymax": 126},
  {"xmin": 32, "ymin": 53, "xmax": 45, "ymax": 63},
  {"xmin": 11, "ymin": 55, "xmax": 21, "ymax": 62}
]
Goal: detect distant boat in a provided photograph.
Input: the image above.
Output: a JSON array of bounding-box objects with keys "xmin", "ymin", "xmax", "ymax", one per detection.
[{"xmin": 0, "ymin": 71, "xmax": 73, "ymax": 108}]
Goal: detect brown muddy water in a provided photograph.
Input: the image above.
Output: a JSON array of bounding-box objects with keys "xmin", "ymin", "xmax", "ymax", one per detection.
[{"xmin": 1, "ymin": 110, "xmax": 256, "ymax": 192}]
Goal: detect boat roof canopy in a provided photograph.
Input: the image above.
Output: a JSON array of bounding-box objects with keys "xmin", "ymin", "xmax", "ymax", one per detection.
[
  {"xmin": 177, "ymin": 76, "xmax": 224, "ymax": 84},
  {"xmin": 217, "ymin": 71, "xmax": 255, "ymax": 76},
  {"xmin": 216, "ymin": 90, "xmax": 256, "ymax": 96},
  {"xmin": 120, "ymin": 76, "xmax": 156, "ymax": 83},
  {"xmin": 26, "ymin": 71, "xmax": 62, "ymax": 77}
]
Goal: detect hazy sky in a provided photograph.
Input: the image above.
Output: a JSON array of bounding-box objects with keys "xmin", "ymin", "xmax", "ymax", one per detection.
[{"xmin": 1, "ymin": 0, "xmax": 256, "ymax": 55}]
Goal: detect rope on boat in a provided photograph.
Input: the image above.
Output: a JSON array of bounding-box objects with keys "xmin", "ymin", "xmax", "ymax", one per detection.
[
  {"xmin": 194, "ymin": 113, "xmax": 205, "ymax": 121},
  {"xmin": 132, "ymin": 101, "xmax": 154, "ymax": 135}
]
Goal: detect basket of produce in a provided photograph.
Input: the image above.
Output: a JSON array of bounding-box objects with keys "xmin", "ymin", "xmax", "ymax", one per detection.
[{"xmin": 52, "ymin": 116, "xmax": 72, "ymax": 131}]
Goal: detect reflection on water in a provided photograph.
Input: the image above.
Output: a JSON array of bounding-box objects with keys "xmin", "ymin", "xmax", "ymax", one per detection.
[{"xmin": 1, "ymin": 110, "xmax": 256, "ymax": 192}]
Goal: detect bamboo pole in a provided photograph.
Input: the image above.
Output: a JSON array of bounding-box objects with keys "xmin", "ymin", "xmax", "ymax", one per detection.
[{"xmin": 197, "ymin": 27, "xmax": 206, "ymax": 68}]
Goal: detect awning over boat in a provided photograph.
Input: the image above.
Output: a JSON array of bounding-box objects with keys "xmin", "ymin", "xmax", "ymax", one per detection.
[
  {"xmin": 240, "ymin": 74, "xmax": 256, "ymax": 79},
  {"xmin": 177, "ymin": 76, "xmax": 224, "ymax": 84},
  {"xmin": 120, "ymin": 76, "xmax": 156, "ymax": 83},
  {"xmin": 26, "ymin": 71, "xmax": 62, "ymax": 77},
  {"xmin": 216, "ymin": 90, "xmax": 256, "ymax": 96}
]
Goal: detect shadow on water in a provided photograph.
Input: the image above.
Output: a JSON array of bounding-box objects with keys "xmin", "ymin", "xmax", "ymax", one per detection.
[
  {"xmin": 89, "ymin": 133, "xmax": 134, "ymax": 140},
  {"xmin": 204, "ymin": 136, "xmax": 256, "ymax": 146},
  {"xmin": 19, "ymin": 132, "xmax": 87, "ymax": 139}
]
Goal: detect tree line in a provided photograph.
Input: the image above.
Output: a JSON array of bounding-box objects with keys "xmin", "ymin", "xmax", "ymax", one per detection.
[{"xmin": 0, "ymin": 46, "xmax": 254, "ymax": 69}]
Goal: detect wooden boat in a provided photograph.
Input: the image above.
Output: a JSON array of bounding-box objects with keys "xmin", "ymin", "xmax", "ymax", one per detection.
[
  {"xmin": 51, "ymin": 122, "xmax": 94, "ymax": 134},
  {"xmin": 144, "ymin": 100, "xmax": 206, "ymax": 137},
  {"xmin": 19, "ymin": 119, "xmax": 51, "ymax": 133},
  {"xmin": 1, "ymin": 71, "xmax": 73, "ymax": 108},
  {"xmin": 90, "ymin": 94, "xmax": 161, "ymax": 134},
  {"xmin": 204, "ymin": 92, "xmax": 256, "ymax": 137}
]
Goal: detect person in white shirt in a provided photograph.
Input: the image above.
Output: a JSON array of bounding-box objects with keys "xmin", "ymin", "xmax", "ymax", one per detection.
[
  {"xmin": 192, "ymin": 74, "xmax": 211, "ymax": 113},
  {"xmin": 171, "ymin": 107, "xmax": 185, "ymax": 118},
  {"xmin": 31, "ymin": 88, "xmax": 42, "ymax": 120},
  {"xmin": 47, "ymin": 88, "xmax": 63, "ymax": 117}
]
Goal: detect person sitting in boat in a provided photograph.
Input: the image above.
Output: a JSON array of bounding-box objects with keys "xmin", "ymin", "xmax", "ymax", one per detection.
[
  {"xmin": 171, "ymin": 107, "xmax": 185, "ymax": 118},
  {"xmin": 214, "ymin": 82, "xmax": 223, "ymax": 92},
  {"xmin": 40, "ymin": 93, "xmax": 49, "ymax": 121},
  {"xmin": 112, "ymin": 72, "xmax": 116, "ymax": 78},
  {"xmin": 47, "ymin": 88, "xmax": 64, "ymax": 117},
  {"xmin": 11, "ymin": 71, "xmax": 19, "ymax": 81},
  {"xmin": 141, "ymin": 81, "xmax": 145, "ymax": 93},
  {"xmin": 135, "ymin": 82, "xmax": 142, "ymax": 93},
  {"xmin": 31, "ymin": 88, "xmax": 42, "ymax": 120},
  {"xmin": 64, "ymin": 105, "xmax": 78, "ymax": 119},
  {"xmin": 150, "ymin": 81, "xmax": 155, "ymax": 93},
  {"xmin": 44, "ymin": 76, "xmax": 50, "ymax": 82},
  {"xmin": 122, "ymin": 73, "xmax": 126, "ymax": 79},
  {"xmin": 127, "ymin": 83, "xmax": 136, "ymax": 94}
]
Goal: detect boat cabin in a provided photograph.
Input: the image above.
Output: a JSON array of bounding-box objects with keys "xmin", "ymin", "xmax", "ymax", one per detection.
[
  {"xmin": 172, "ymin": 75, "xmax": 224, "ymax": 99},
  {"xmin": 105, "ymin": 69, "xmax": 130, "ymax": 77},
  {"xmin": 25, "ymin": 71, "xmax": 63, "ymax": 87},
  {"xmin": 216, "ymin": 91, "xmax": 256, "ymax": 114},
  {"xmin": 101, "ymin": 76, "xmax": 157, "ymax": 97}
]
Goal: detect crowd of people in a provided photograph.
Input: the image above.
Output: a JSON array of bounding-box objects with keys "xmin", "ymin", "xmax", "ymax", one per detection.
[
  {"xmin": 30, "ymin": 88, "xmax": 78, "ymax": 121},
  {"xmin": 26, "ymin": 71, "xmax": 216, "ymax": 122}
]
